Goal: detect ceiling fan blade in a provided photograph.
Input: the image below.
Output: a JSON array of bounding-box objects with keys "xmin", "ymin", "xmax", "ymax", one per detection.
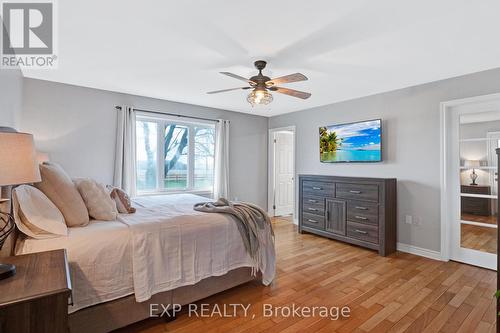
[
  {"xmin": 272, "ymin": 87, "xmax": 311, "ymax": 99},
  {"xmin": 267, "ymin": 73, "xmax": 308, "ymax": 86},
  {"xmin": 207, "ymin": 87, "xmax": 250, "ymax": 94},
  {"xmin": 220, "ymin": 72, "xmax": 256, "ymax": 84}
]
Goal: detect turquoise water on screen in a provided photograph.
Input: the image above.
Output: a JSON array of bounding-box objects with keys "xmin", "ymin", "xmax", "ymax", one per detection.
[{"xmin": 321, "ymin": 150, "xmax": 381, "ymax": 162}]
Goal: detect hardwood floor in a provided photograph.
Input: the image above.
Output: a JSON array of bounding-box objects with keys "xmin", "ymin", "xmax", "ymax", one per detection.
[
  {"xmin": 461, "ymin": 223, "xmax": 497, "ymax": 254},
  {"xmin": 118, "ymin": 216, "xmax": 497, "ymax": 333},
  {"xmin": 462, "ymin": 213, "xmax": 497, "ymax": 225}
]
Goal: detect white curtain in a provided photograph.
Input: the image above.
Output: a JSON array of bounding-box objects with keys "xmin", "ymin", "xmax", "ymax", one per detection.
[
  {"xmin": 113, "ymin": 106, "xmax": 137, "ymax": 196},
  {"xmin": 214, "ymin": 119, "xmax": 230, "ymax": 199}
]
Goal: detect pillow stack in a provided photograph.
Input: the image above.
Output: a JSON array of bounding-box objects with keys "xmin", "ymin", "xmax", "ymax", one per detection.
[{"xmin": 13, "ymin": 162, "xmax": 136, "ymax": 239}]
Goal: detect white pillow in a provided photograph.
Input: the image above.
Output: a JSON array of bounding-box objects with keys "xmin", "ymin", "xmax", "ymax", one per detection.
[
  {"xmin": 73, "ymin": 178, "xmax": 118, "ymax": 221},
  {"xmin": 13, "ymin": 185, "xmax": 68, "ymax": 239}
]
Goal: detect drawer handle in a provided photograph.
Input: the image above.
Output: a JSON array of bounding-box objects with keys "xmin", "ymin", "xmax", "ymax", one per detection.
[
  {"xmin": 355, "ymin": 206, "xmax": 368, "ymax": 210},
  {"xmin": 308, "ymin": 199, "xmax": 318, "ymax": 203},
  {"xmin": 308, "ymin": 208, "xmax": 317, "ymax": 211},
  {"xmin": 312, "ymin": 187, "xmax": 322, "ymax": 190},
  {"xmin": 354, "ymin": 229, "xmax": 368, "ymax": 234},
  {"xmin": 355, "ymin": 216, "xmax": 368, "ymax": 220},
  {"xmin": 307, "ymin": 219, "xmax": 318, "ymax": 223},
  {"xmin": 349, "ymin": 190, "xmax": 362, "ymax": 194}
]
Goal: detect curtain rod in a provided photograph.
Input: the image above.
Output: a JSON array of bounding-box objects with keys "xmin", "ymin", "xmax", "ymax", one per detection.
[{"xmin": 115, "ymin": 106, "xmax": 223, "ymax": 123}]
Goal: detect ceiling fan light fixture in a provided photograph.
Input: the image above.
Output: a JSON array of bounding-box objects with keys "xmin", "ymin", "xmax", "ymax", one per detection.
[
  {"xmin": 209, "ymin": 60, "xmax": 310, "ymax": 104},
  {"xmin": 247, "ymin": 89, "xmax": 273, "ymax": 107}
]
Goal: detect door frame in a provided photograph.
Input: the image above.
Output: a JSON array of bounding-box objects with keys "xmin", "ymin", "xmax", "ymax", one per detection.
[
  {"xmin": 440, "ymin": 92, "xmax": 500, "ymax": 267},
  {"xmin": 268, "ymin": 126, "xmax": 296, "ymax": 222},
  {"xmin": 486, "ymin": 131, "xmax": 500, "ymax": 201}
]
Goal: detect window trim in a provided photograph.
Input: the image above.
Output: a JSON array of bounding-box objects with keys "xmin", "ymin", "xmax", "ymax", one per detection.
[{"xmin": 136, "ymin": 113, "xmax": 216, "ymax": 195}]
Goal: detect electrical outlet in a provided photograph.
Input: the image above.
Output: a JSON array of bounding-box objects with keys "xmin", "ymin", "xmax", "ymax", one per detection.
[
  {"xmin": 414, "ymin": 216, "xmax": 423, "ymax": 226},
  {"xmin": 405, "ymin": 215, "xmax": 413, "ymax": 225}
]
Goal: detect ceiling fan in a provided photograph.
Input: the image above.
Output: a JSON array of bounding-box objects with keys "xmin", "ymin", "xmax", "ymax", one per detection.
[{"xmin": 207, "ymin": 60, "xmax": 311, "ymax": 107}]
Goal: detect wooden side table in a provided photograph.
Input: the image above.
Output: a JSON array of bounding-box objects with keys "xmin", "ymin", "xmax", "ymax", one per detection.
[
  {"xmin": 0, "ymin": 249, "xmax": 72, "ymax": 333},
  {"xmin": 460, "ymin": 185, "xmax": 491, "ymax": 215}
]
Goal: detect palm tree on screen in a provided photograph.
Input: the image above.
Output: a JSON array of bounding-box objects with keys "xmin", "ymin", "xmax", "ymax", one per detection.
[{"xmin": 320, "ymin": 127, "xmax": 343, "ymax": 153}]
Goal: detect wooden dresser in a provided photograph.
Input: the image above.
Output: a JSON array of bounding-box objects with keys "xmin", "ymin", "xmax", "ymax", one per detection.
[
  {"xmin": 299, "ymin": 175, "xmax": 397, "ymax": 256},
  {"xmin": 460, "ymin": 185, "xmax": 491, "ymax": 216}
]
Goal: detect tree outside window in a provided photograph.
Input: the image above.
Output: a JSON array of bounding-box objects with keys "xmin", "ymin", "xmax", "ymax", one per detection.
[{"xmin": 136, "ymin": 117, "xmax": 215, "ymax": 194}]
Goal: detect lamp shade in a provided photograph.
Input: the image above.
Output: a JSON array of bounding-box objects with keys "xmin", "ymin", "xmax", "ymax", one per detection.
[
  {"xmin": 464, "ymin": 160, "xmax": 480, "ymax": 168},
  {"xmin": 0, "ymin": 131, "xmax": 41, "ymax": 186}
]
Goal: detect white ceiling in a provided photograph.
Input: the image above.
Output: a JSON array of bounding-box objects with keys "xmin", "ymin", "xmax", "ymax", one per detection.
[{"xmin": 21, "ymin": 0, "xmax": 500, "ymax": 117}]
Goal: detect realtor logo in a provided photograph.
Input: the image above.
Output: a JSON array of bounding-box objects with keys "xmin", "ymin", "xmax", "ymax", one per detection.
[{"xmin": 1, "ymin": 0, "xmax": 57, "ymax": 68}]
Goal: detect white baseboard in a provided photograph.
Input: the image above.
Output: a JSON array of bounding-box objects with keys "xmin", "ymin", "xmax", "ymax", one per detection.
[{"xmin": 396, "ymin": 242, "xmax": 445, "ymax": 261}]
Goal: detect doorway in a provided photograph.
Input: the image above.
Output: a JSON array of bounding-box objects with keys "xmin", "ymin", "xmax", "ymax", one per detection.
[
  {"xmin": 441, "ymin": 93, "xmax": 500, "ymax": 270},
  {"xmin": 268, "ymin": 126, "xmax": 296, "ymax": 220}
]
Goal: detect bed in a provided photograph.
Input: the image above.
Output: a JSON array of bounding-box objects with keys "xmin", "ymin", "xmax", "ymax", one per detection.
[{"xmin": 14, "ymin": 193, "xmax": 275, "ymax": 332}]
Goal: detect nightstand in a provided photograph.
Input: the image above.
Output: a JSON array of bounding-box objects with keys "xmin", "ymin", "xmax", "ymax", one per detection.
[
  {"xmin": 0, "ymin": 249, "xmax": 72, "ymax": 333},
  {"xmin": 461, "ymin": 185, "xmax": 491, "ymax": 216}
]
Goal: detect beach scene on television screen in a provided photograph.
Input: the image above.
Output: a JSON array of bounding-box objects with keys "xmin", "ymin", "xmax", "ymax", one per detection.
[{"xmin": 320, "ymin": 120, "xmax": 381, "ymax": 162}]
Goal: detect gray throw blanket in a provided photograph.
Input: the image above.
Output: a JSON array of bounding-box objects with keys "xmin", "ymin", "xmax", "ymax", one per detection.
[{"xmin": 194, "ymin": 198, "xmax": 275, "ymax": 276}]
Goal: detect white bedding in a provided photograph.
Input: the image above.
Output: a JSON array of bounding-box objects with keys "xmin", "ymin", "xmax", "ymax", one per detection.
[
  {"xmin": 15, "ymin": 219, "xmax": 133, "ymax": 313},
  {"xmin": 15, "ymin": 194, "xmax": 275, "ymax": 312},
  {"xmin": 121, "ymin": 194, "xmax": 275, "ymax": 302}
]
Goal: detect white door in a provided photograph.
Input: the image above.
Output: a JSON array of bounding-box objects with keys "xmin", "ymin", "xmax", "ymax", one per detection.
[
  {"xmin": 274, "ymin": 131, "xmax": 294, "ymax": 216},
  {"xmin": 443, "ymin": 97, "xmax": 500, "ymax": 270}
]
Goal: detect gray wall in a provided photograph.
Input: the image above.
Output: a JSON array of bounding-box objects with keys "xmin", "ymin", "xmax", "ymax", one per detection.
[
  {"xmin": 0, "ymin": 68, "xmax": 23, "ymax": 128},
  {"xmin": 459, "ymin": 120, "xmax": 500, "ymax": 164},
  {"xmin": 269, "ymin": 67, "xmax": 500, "ymax": 252},
  {"xmin": 21, "ymin": 78, "xmax": 269, "ymax": 208},
  {"xmin": 459, "ymin": 120, "xmax": 500, "ymax": 186},
  {"xmin": 460, "ymin": 120, "xmax": 500, "ymax": 141}
]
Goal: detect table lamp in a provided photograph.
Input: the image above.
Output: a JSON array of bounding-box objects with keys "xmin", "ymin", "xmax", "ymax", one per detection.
[
  {"xmin": 0, "ymin": 127, "xmax": 41, "ymax": 279},
  {"xmin": 464, "ymin": 160, "xmax": 480, "ymax": 186}
]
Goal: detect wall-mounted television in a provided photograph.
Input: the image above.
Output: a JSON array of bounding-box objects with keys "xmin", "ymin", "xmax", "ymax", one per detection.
[{"xmin": 320, "ymin": 119, "xmax": 382, "ymax": 163}]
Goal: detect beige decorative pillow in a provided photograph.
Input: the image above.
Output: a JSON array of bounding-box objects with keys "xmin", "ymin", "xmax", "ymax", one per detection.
[
  {"xmin": 34, "ymin": 162, "xmax": 89, "ymax": 227},
  {"xmin": 74, "ymin": 178, "xmax": 118, "ymax": 221},
  {"xmin": 12, "ymin": 185, "xmax": 68, "ymax": 239},
  {"xmin": 107, "ymin": 186, "xmax": 136, "ymax": 214}
]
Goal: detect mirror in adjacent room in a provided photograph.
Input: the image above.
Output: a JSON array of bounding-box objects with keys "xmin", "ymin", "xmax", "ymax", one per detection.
[{"xmin": 459, "ymin": 110, "xmax": 500, "ymax": 254}]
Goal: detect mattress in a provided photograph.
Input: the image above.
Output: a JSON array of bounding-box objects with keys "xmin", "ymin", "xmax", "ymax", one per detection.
[
  {"xmin": 14, "ymin": 194, "xmax": 273, "ymax": 313},
  {"xmin": 15, "ymin": 219, "xmax": 133, "ymax": 313}
]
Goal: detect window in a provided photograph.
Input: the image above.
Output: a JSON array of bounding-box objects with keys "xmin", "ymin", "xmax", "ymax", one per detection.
[{"xmin": 135, "ymin": 115, "xmax": 215, "ymax": 194}]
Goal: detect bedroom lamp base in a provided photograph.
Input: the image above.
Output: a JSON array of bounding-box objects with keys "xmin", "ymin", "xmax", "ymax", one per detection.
[{"xmin": 0, "ymin": 263, "xmax": 15, "ymax": 280}]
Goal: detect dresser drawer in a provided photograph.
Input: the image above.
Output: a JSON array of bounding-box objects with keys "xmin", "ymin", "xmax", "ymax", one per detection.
[
  {"xmin": 303, "ymin": 203, "xmax": 325, "ymax": 216},
  {"xmin": 347, "ymin": 221, "xmax": 378, "ymax": 244},
  {"xmin": 302, "ymin": 181, "xmax": 335, "ymax": 197},
  {"xmin": 336, "ymin": 183, "xmax": 379, "ymax": 202},
  {"xmin": 461, "ymin": 196, "xmax": 490, "ymax": 216},
  {"xmin": 302, "ymin": 212, "xmax": 325, "ymax": 230},
  {"xmin": 302, "ymin": 195, "xmax": 325, "ymax": 216},
  {"xmin": 347, "ymin": 200, "xmax": 379, "ymax": 225},
  {"xmin": 303, "ymin": 196, "xmax": 325, "ymax": 206},
  {"xmin": 461, "ymin": 185, "xmax": 490, "ymax": 195}
]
